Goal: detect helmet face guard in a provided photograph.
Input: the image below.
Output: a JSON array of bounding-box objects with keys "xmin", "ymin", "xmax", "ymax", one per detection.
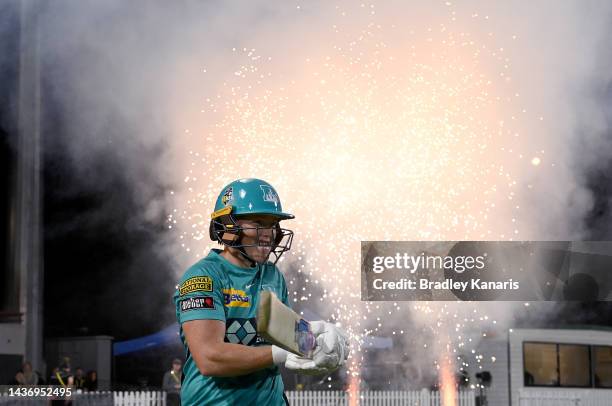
[{"xmin": 209, "ymin": 206, "xmax": 294, "ymax": 265}]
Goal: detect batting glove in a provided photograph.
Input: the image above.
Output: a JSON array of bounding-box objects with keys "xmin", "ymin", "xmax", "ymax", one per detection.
[
  {"xmin": 309, "ymin": 321, "xmax": 350, "ymax": 370},
  {"xmin": 272, "ymin": 346, "xmax": 330, "ymax": 375}
]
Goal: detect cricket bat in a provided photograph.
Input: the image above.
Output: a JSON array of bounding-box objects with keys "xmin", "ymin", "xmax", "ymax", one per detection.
[{"xmin": 257, "ymin": 290, "xmax": 316, "ymax": 358}]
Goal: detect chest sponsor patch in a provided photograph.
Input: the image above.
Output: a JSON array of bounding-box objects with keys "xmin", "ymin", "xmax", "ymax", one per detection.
[
  {"xmin": 222, "ymin": 288, "xmax": 251, "ymax": 307},
  {"xmin": 225, "ymin": 318, "xmax": 261, "ymax": 346},
  {"xmin": 179, "ymin": 276, "xmax": 213, "ymax": 295},
  {"xmin": 179, "ymin": 296, "xmax": 215, "ymax": 312}
]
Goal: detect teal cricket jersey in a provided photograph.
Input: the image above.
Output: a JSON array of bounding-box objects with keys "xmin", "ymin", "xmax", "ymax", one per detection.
[{"xmin": 174, "ymin": 249, "xmax": 291, "ymax": 406}]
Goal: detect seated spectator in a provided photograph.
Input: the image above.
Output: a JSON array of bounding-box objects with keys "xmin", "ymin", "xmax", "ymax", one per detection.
[
  {"xmin": 49, "ymin": 357, "xmax": 73, "ymax": 388},
  {"xmin": 9, "ymin": 371, "xmax": 25, "ymax": 385},
  {"xmin": 84, "ymin": 370, "xmax": 97, "ymax": 392},
  {"xmin": 22, "ymin": 362, "xmax": 39, "ymax": 386},
  {"xmin": 74, "ymin": 368, "xmax": 86, "ymax": 390}
]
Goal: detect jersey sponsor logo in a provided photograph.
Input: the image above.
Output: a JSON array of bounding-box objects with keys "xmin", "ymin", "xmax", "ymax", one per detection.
[
  {"xmin": 225, "ymin": 318, "xmax": 258, "ymax": 345},
  {"xmin": 221, "ymin": 187, "xmax": 233, "ymax": 206},
  {"xmin": 222, "ymin": 288, "xmax": 251, "ymax": 307},
  {"xmin": 260, "ymin": 185, "xmax": 279, "ymax": 205},
  {"xmin": 179, "ymin": 296, "xmax": 215, "ymax": 312},
  {"xmin": 179, "ymin": 276, "xmax": 213, "ymax": 295}
]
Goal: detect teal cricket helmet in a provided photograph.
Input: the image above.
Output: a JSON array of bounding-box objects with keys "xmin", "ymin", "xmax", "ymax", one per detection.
[
  {"xmin": 212, "ymin": 178, "xmax": 294, "ymax": 220},
  {"xmin": 209, "ymin": 178, "xmax": 294, "ymax": 265}
]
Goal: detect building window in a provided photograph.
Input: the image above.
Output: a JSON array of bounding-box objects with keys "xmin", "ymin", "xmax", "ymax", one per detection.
[
  {"xmin": 594, "ymin": 346, "xmax": 612, "ymax": 388},
  {"xmin": 559, "ymin": 344, "xmax": 590, "ymax": 387},
  {"xmin": 524, "ymin": 342, "xmax": 558, "ymax": 386},
  {"xmin": 524, "ymin": 342, "xmax": 600, "ymax": 388}
]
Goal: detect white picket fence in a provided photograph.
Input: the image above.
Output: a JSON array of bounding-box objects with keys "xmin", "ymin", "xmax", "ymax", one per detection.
[
  {"xmin": 112, "ymin": 391, "xmax": 166, "ymax": 405},
  {"xmin": 6, "ymin": 388, "xmax": 612, "ymax": 405},
  {"xmin": 0, "ymin": 391, "xmax": 166, "ymax": 406},
  {"xmin": 0, "ymin": 390, "xmax": 474, "ymax": 405},
  {"xmin": 286, "ymin": 390, "xmax": 476, "ymax": 405},
  {"xmin": 518, "ymin": 389, "xmax": 612, "ymax": 406}
]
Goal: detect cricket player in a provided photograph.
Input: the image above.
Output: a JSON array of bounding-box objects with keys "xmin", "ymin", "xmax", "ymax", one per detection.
[{"xmin": 174, "ymin": 178, "xmax": 349, "ymax": 405}]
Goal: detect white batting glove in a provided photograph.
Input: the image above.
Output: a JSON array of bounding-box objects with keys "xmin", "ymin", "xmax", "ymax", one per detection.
[
  {"xmin": 309, "ymin": 321, "xmax": 350, "ymax": 370},
  {"xmin": 272, "ymin": 346, "xmax": 329, "ymax": 375}
]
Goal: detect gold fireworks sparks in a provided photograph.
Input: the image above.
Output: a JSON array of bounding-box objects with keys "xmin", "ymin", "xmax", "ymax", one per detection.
[{"xmin": 168, "ymin": 1, "xmax": 542, "ymax": 394}]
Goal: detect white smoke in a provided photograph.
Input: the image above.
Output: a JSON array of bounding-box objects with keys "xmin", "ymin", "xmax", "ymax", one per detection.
[{"xmin": 28, "ymin": 0, "xmax": 612, "ymax": 388}]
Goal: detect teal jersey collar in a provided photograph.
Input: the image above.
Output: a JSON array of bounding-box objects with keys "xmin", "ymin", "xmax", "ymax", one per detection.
[{"xmin": 208, "ymin": 248, "xmax": 270, "ymax": 276}]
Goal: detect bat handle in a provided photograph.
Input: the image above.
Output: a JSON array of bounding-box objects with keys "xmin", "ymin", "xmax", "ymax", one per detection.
[{"xmin": 296, "ymin": 329, "xmax": 316, "ymax": 358}]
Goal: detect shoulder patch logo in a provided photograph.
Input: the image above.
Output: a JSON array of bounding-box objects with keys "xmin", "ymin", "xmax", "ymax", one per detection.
[
  {"xmin": 180, "ymin": 276, "xmax": 213, "ymax": 295},
  {"xmin": 260, "ymin": 185, "xmax": 279, "ymax": 206},
  {"xmin": 180, "ymin": 296, "xmax": 215, "ymax": 312},
  {"xmin": 221, "ymin": 187, "xmax": 233, "ymax": 206},
  {"xmin": 222, "ymin": 288, "xmax": 251, "ymax": 307}
]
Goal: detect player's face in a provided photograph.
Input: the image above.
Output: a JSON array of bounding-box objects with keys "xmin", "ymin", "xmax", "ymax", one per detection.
[{"xmin": 236, "ymin": 215, "xmax": 278, "ymax": 264}]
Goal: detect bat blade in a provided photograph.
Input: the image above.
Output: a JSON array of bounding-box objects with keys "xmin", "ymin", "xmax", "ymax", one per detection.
[{"xmin": 257, "ymin": 290, "xmax": 316, "ymax": 357}]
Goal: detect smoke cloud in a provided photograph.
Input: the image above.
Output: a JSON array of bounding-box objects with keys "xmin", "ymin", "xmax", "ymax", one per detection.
[{"xmin": 23, "ymin": 0, "xmax": 612, "ymax": 386}]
